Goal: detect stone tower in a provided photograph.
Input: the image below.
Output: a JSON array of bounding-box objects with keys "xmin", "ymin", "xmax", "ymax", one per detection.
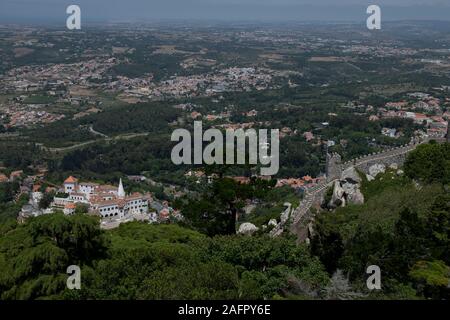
[{"xmin": 326, "ymin": 152, "xmax": 342, "ymax": 182}]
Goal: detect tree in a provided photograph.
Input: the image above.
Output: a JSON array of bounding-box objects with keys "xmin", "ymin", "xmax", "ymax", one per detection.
[
  {"xmin": 75, "ymin": 203, "xmax": 89, "ymax": 214},
  {"xmin": 323, "ymin": 270, "xmax": 363, "ymax": 300},
  {"xmin": 39, "ymin": 192, "xmax": 55, "ymax": 209},
  {"xmin": 0, "ymin": 182, "xmax": 19, "ymax": 204},
  {"xmin": 181, "ymin": 177, "xmax": 276, "ymax": 236},
  {"xmin": 404, "ymin": 143, "xmax": 450, "ymax": 184},
  {"xmin": 0, "ymin": 214, "xmax": 108, "ymax": 299},
  {"xmin": 409, "ymin": 260, "xmax": 450, "ymax": 299}
]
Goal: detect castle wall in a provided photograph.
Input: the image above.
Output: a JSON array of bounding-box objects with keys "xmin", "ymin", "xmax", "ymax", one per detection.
[{"xmin": 340, "ymin": 142, "xmax": 418, "ymax": 174}]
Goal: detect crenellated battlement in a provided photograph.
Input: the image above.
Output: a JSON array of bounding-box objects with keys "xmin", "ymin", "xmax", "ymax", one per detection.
[{"xmin": 331, "ymin": 135, "xmax": 445, "ymax": 177}]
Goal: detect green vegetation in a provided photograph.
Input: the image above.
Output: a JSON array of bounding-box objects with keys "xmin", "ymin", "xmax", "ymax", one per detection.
[
  {"xmin": 311, "ymin": 143, "xmax": 450, "ymax": 299},
  {"xmin": 0, "ymin": 216, "xmax": 329, "ymax": 300},
  {"xmin": 404, "ymin": 142, "xmax": 450, "ymax": 185},
  {"xmin": 0, "ymin": 142, "xmax": 44, "ymax": 170},
  {"xmin": 0, "ymin": 182, "xmax": 27, "ymax": 224},
  {"xmin": 178, "ymin": 177, "xmax": 277, "ymax": 236},
  {"xmin": 23, "ymin": 95, "xmax": 57, "ymax": 105},
  {"xmin": 1, "ymin": 23, "xmax": 450, "ymax": 301},
  {"xmin": 244, "ymin": 186, "xmax": 300, "ymax": 228}
]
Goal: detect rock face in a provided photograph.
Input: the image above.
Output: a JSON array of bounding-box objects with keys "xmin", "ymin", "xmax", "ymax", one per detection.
[
  {"xmin": 342, "ymin": 166, "xmax": 362, "ymax": 184},
  {"xmin": 238, "ymin": 223, "xmax": 259, "ymax": 236},
  {"xmin": 389, "ymin": 163, "xmax": 399, "ymax": 170},
  {"xmin": 280, "ymin": 202, "xmax": 292, "ymax": 225},
  {"xmin": 268, "ymin": 219, "xmax": 278, "ymax": 227},
  {"xmin": 328, "ymin": 166, "xmax": 365, "ymax": 208},
  {"xmin": 330, "ymin": 180, "xmax": 346, "ymax": 207},
  {"xmin": 368, "ymin": 164, "xmax": 386, "ymax": 179},
  {"xmin": 347, "ymin": 187, "xmax": 365, "ymax": 205}
]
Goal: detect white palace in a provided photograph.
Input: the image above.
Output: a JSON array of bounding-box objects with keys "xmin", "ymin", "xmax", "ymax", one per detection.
[{"xmin": 52, "ymin": 176, "xmax": 152, "ymax": 218}]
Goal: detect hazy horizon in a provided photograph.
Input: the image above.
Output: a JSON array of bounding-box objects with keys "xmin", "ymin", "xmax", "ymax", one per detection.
[{"xmin": 1, "ymin": 0, "xmax": 450, "ymax": 24}]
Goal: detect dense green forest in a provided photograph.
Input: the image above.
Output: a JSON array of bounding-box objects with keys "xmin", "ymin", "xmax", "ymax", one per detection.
[{"xmin": 0, "ymin": 216, "xmax": 329, "ymax": 300}]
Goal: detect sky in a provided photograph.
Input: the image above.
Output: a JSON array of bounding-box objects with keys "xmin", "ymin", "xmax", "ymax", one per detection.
[{"xmin": 0, "ymin": 0, "xmax": 449, "ymax": 24}]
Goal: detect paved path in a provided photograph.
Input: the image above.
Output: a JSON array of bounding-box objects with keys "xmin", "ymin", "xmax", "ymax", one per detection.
[
  {"xmin": 43, "ymin": 131, "xmax": 151, "ymax": 153},
  {"xmin": 291, "ymin": 180, "xmax": 334, "ymax": 226},
  {"xmin": 88, "ymin": 125, "xmax": 108, "ymax": 138}
]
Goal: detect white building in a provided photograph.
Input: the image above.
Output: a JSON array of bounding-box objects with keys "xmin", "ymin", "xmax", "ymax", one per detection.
[
  {"xmin": 59, "ymin": 176, "xmax": 152, "ymax": 219},
  {"xmin": 63, "ymin": 176, "xmax": 78, "ymax": 193}
]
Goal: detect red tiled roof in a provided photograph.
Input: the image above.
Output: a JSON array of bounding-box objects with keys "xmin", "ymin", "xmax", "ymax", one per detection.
[
  {"xmin": 65, "ymin": 203, "xmax": 76, "ymax": 209},
  {"xmin": 64, "ymin": 176, "xmax": 78, "ymax": 184}
]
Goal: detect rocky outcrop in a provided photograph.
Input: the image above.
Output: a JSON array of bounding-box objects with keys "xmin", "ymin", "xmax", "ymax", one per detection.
[
  {"xmin": 342, "ymin": 180, "xmax": 365, "ymax": 205},
  {"xmin": 328, "ymin": 167, "xmax": 365, "ymax": 208},
  {"xmin": 330, "ymin": 180, "xmax": 346, "ymax": 207},
  {"xmin": 268, "ymin": 219, "xmax": 278, "ymax": 227},
  {"xmin": 238, "ymin": 223, "xmax": 259, "ymax": 236},
  {"xmin": 389, "ymin": 163, "xmax": 399, "ymax": 170},
  {"xmin": 342, "ymin": 166, "xmax": 362, "ymax": 184},
  {"xmin": 369, "ymin": 163, "xmax": 386, "ymax": 178},
  {"xmin": 280, "ymin": 202, "xmax": 292, "ymax": 224},
  {"xmin": 345, "ymin": 185, "xmax": 365, "ymax": 205}
]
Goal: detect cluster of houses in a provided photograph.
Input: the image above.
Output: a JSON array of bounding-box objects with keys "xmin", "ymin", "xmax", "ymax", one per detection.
[
  {"xmin": 0, "ymin": 104, "xmax": 65, "ymax": 128},
  {"xmin": 0, "ymin": 170, "xmax": 24, "ymax": 183},
  {"xmin": 343, "ymin": 94, "xmax": 450, "ymax": 140},
  {"xmin": 275, "ymin": 176, "xmax": 325, "ymax": 189},
  {"xmin": 119, "ymin": 67, "xmax": 275, "ymax": 100}
]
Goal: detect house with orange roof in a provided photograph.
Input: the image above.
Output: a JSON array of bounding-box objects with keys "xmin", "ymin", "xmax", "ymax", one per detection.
[
  {"xmin": 64, "ymin": 203, "xmax": 77, "ymax": 215},
  {"xmin": 9, "ymin": 170, "xmax": 23, "ymax": 181},
  {"xmin": 413, "ymin": 113, "xmax": 430, "ymax": 124},
  {"xmin": 63, "ymin": 176, "xmax": 78, "ymax": 193},
  {"xmin": 0, "ymin": 173, "xmax": 8, "ymax": 183}
]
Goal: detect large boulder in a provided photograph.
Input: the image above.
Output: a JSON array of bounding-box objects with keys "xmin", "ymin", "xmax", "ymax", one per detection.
[
  {"xmin": 341, "ymin": 180, "xmax": 365, "ymax": 205},
  {"xmin": 329, "ymin": 168, "xmax": 366, "ymax": 208},
  {"xmin": 368, "ymin": 164, "xmax": 386, "ymax": 178},
  {"xmin": 341, "ymin": 166, "xmax": 362, "ymax": 184},
  {"xmin": 268, "ymin": 219, "xmax": 278, "ymax": 227},
  {"xmin": 238, "ymin": 223, "xmax": 259, "ymax": 236},
  {"xmin": 280, "ymin": 202, "xmax": 292, "ymax": 224},
  {"xmin": 341, "ymin": 180, "xmax": 358, "ymax": 195},
  {"xmin": 330, "ymin": 180, "xmax": 346, "ymax": 207},
  {"xmin": 347, "ymin": 189, "xmax": 365, "ymax": 205},
  {"xmin": 389, "ymin": 163, "xmax": 399, "ymax": 170}
]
